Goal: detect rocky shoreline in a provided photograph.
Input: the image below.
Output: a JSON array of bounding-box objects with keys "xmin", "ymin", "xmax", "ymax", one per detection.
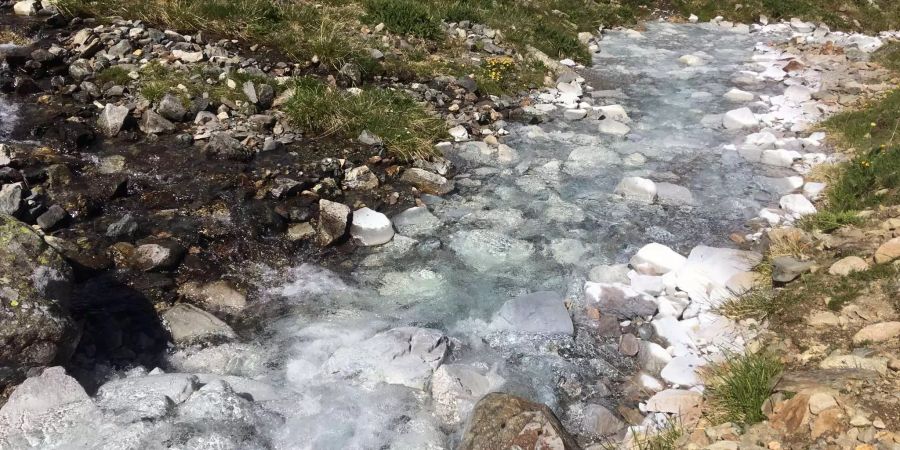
[{"xmin": 1, "ymin": 2, "xmax": 899, "ymax": 450}]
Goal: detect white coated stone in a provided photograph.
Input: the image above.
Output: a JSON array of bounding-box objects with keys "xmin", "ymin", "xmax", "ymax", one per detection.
[
  {"xmin": 615, "ymin": 177, "xmax": 657, "ymax": 203},
  {"xmin": 630, "ymin": 243, "xmax": 687, "ymax": 275},
  {"xmin": 723, "ymin": 107, "xmax": 759, "ymax": 130},
  {"xmin": 493, "ymin": 291, "xmax": 574, "ymax": 335},
  {"xmin": 724, "ymin": 88, "xmax": 754, "ymax": 102},
  {"xmin": 660, "ymin": 355, "xmax": 706, "ymax": 386},
  {"xmin": 597, "ymin": 104, "xmax": 631, "ymax": 123},
  {"xmin": 350, "ymin": 207, "xmax": 394, "ymax": 246},
  {"xmin": 598, "ymin": 119, "xmax": 631, "ymax": 136},
  {"xmin": 780, "ymin": 194, "xmax": 817, "ymax": 217}
]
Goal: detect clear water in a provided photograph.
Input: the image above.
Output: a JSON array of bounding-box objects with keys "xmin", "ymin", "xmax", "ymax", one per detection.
[{"xmin": 2, "ymin": 22, "xmax": 811, "ymax": 450}]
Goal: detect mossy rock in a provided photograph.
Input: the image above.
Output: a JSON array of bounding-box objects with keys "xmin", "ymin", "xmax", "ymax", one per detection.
[{"xmin": 0, "ymin": 214, "xmax": 78, "ymax": 388}]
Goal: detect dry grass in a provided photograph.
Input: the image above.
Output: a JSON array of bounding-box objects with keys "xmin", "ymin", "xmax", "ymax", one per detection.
[
  {"xmin": 0, "ymin": 30, "xmax": 30, "ymax": 46},
  {"xmin": 767, "ymin": 230, "xmax": 813, "ymax": 259}
]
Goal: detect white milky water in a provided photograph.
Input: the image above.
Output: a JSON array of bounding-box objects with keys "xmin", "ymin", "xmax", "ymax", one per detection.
[{"xmin": 2, "ymin": 22, "xmax": 821, "ymax": 450}]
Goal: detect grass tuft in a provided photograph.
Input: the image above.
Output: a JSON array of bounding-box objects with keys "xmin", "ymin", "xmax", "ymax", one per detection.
[
  {"xmin": 362, "ymin": 0, "xmax": 442, "ymax": 39},
  {"xmin": 284, "ymin": 77, "xmax": 444, "ymax": 160},
  {"xmin": 719, "ymin": 287, "xmax": 782, "ymax": 321},
  {"xmin": 703, "ymin": 352, "xmax": 783, "ymax": 426},
  {"xmin": 629, "ymin": 419, "xmax": 685, "ymax": 450}
]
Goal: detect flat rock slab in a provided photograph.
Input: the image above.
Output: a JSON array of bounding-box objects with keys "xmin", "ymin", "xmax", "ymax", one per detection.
[{"xmin": 493, "ymin": 291, "xmax": 574, "ymax": 335}]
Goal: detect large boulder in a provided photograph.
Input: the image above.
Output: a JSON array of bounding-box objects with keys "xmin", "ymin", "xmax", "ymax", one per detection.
[
  {"xmin": 459, "ymin": 392, "xmax": 581, "ymax": 450},
  {"xmin": 431, "ymin": 364, "xmax": 504, "ymax": 426},
  {"xmin": 0, "ymin": 215, "xmax": 78, "ymax": 387}
]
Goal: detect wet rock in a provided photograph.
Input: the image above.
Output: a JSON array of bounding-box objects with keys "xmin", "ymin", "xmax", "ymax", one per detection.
[
  {"xmin": 588, "ymin": 264, "xmax": 630, "ymax": 284},
  {"xmin": 492, "ymin": 291, "xmax": 574, "ymax": 335},
  {"xmin": 257, "ymin": 84, "xmax": 275, "ymax": 109},
  {"xmin": 393, "ymin": 206, "xmax": 441, "ymax": 236},
  {"xmin": 723, "ymin": 107, "xmax": 758, "ymax": 130},
  {"xmin": 106, "ymin": 214, "xmax": 138, "ymax": 239},
  {"xmin": 615, "ymin": 177, "xmax": 657, "ymax": 203},
  {"xmin": 97, "ymin": 103, "xmax": 130, "ymax": 137},
  {"xmin": 598, "ymin": 118, "xmax": 631, "ymax": 136},
  {"xmin": 162, "ymin": 303, "xmax": 236, "ymax": 346},
  {"xmin": 96, "ymin": 373, "xmax": 199, "ymax": 422},
  {"xmin": 656, "ymin": 183, "xmax": 695, "ymax": 206},
  {"xmin": 132, "ymin": 241, "xmax": 185, "ymax": 271},
  {"xmin": 342, "ymin": 165, "xmax": 379, "ymax": 190},
  {"xmin": 36, "ymin": 204, "xmax": 67, "ymax": 231},
  {"xmin": 401, "ymin": 168, "xmax": 455, "ymax": 195},
  {"xmin": 323, "ymin": 327, "xmax": 450, "ymax": 390},
  {"xmin": 449, "ymin": 229, "xmax": 534, "ymax": 272},
  {"xmin": 287, "ymin": 222, "xmax": 315, "ymax": 241},
  {"xmin": 13, "ymin": 0, "xmax": 38, "ymax": 16},
  {"xmin": 0, "ymin": 215, "xmax": 77, "ymax": 387},
  {"xmin": 139, "ymin": 110, "xmax": 176, "ymax": 134},
  {"xmin": 771, "ymin": 256, "xmax": 813, "ymax": 283},
  {"xmin": 449, "ymin": 125, "xmax": 469, "ymax": 142},
  {"xmin": 459, "ymin": 392, "xmax": 580, "ymax": 450},
  {"xmin": 852, "ymin": 322, "xmax": 900, "ymax": 344},
  {"xmin": 316, "ymin": 199, "xmax": 350, "ymax": 246},
  {"xmin": 178, "ymin": 280, "xmax": 247, "ymax": 313},
  {"xmin": 584, "ymin": 282, "xmax": 658, "ymax": 319},
  {"xmin": 431, "ymin": 364, "xmax": 503, "ymax": 426},
  {"xmin": 350, "ymin": 207, "xmax": 394, "ymax": 246},
  {"xmin": 724, "ymin": 88, "xmax": 754, "ymax": 102},
  {"xmin": 203, "ymin": 132, "xmax": 251, "ymax": 161},
  {"xmin": 828, "ymin": 256, "xmax": 869, "ymax": 276},
  {"xmin": 874, "ymin": 237, "xmax": 900, "ymax": 264},
  {"xmin": 0, "ymin": 182, "xmax": 23, "ymax": 215},
  {"xmin": 618, "ymin": 333, "xmax": 640, "ymax": 356},
  {"xmin": 630, "ymin": 243, "xmax": 687, "ymax": 275}
]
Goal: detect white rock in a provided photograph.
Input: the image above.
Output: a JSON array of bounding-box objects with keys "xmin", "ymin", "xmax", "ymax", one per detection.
[
  {"xmin": 656, "ymin": 183, "xmax": 695, "ymax": 206},
  {"xmin": 639, "ymin": 342, "xmax": 673, "ymax": 374},
  {"xmin": 393, "ymin": 206, "xmax": 441, "ymax": 236},
  {"xmin": 761, "ymin": 149, "xmax": 802, "ymax": 167},
  {"xmin": 597, "ymin": 104, "xmax": 632, "ymax": 123},
  {"xmin": 759, "ymin": 208, "xmax": 784, "ymax": 226},
  {"xmin": 660, "ymin": 355, "xmax": 706, "ymax": 386},
  {"xmin": 589, "ymin": 264, "xmax": 631, "ymax": 284},
  {"xmin": 162, "ymin": 304, "xmax": 236, "ymax": 345},
  {"xmin": 723, "ymin": 108, "xmax": 759, "ymax": 130},
  {"xmin": 172, "ymin": 49, "xmax": 204, "ymax": 63},
  {"xmin": 350, "ymin": 207, "xmax": 394, "ymax": 246},
  {"xmin": 637, "ymin": 373, "xmax": 665, "ymax": 392},
  {"xmin": 645, "ymin": 389, "xmax": 702, "ymax": 415},
  {"xmin": 563, "ymin": 109, "xmax": 588, "ymax": 120},
  {"xmin": 652, "ymin": 316, "xmax": 695, "ymax": 354},
  {"xmin": 784, "ymin": 85, "xmax": 813, "ymax": 102},
  {"xmin": 583, "ymin": 404, "xmax": 625, "ymax": 436},
  {"xmin": 630, "ymin": 243, "xmax": 686, "ymax": 275},
  {"xmin": 13, "ymin": 0, "xmax": 37, "ymax": 15},
  {"xmin": 493, "ymin": 291, "xmax": 574, "ymax": 335},
  {"xmin": 688, "ymin": 14, "xmax": 699, "ymax": 23},
  {"xmin": 780, "ymin": 194, "xmax": 817, "ymax": 217},
  {"xmin": 431, "ymin": 364, "xmax": 503, "ymax": 426},
  {"xmin": 803, "ymin": 182, "xmax": 826, "ymax": 200},
  {"xmin": 584, "ymin": 282, "xmax": 658, "ymax": 319},
  {"xmin": 557, "ymin": 81, "xmax": 583, "ymax": 97},
  {"xmin": 448, "ymin": 125, "xmax": 469, "ymax": 142},
  {"xmin": 723, "ymin": 88, "xmax": 754, "ymax": 102},
  {"xmin": 678, "ymin": 54, "xmax": 705, "ymax": 66},
  {"xmin": 615, "ymin": 177, "xmax": 657, "ymax": 203},
  {"xmin": 96, "ymin": 373, "xmax": 198, "ymax": 422},
  {"xmin": 598, "ymin": 119, "xmax": 631, "ymax": 136},
  {"xmin": 448, "ymin": 229, "xmax": 534, "ymax": 272}
]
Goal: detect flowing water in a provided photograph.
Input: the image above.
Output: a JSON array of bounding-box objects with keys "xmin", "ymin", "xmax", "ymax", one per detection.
[{"xmin": 2, "ymin": 21, "xmax": 812, "ymax": 449}]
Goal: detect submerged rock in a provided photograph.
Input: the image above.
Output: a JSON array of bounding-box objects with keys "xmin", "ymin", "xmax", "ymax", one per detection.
[
  {"xmin": 459, "ymin": 392, "xmax": 581, "ymax": 450},
  {"xmin": 492, "ymin": 291, "xmax": 574, "ymax": 335},
  {"xmin": 431, "ymin": 364, "xmax": 504, "ymax": 426},
  {"xmin": 162, "ymin": 303, "xmax": 237, "ymax": 346},
  {"xmin": 584, "ymin": 282, "xmax": 658, "ymax": 319},
  {"xmin": 401, "ymin": 168, "xmax": 455, "ymax": 195},
  {"xmin": 0, "ymin": 215, "xmax": 77, "ymax": 387}
]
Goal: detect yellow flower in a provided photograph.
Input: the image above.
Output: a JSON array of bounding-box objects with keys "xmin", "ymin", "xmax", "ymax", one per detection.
[
  {"xmin": 9, "ymin": 300, "xmax": 18, "ymax": 307},
  {"xmin": 870, "ymin": 122, "xmax": 877, "ymax": 127}
]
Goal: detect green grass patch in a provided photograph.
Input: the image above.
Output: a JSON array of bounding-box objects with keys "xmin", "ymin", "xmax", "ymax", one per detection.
[
  {"xmin": 876, "ymin": 41, "xmax": 900, "ymax": 72},
  {"xmin": 629, "ymin": 419, "xmax": 685, "ymax": 450},
  {"xmin": 362, "ymin": 0, "xmax": 442, "ymax": 39},
  {"xmin": 95, "ymin": 66, "xmax": 132, "ymax": 86},
  {"xmin": 773, "ymin": 263, "xmax": 898, "ymax": 315},
  {"xmin": 284, "ymin": 77, "xmax": 445, "ymax": 160},
  {"xmin": 703, "ymin": 352, "xmax": 783, "ymax": 426},
  {"xmin": 719, "ymin": 287, "xmax": 782, "ymax": 321}
]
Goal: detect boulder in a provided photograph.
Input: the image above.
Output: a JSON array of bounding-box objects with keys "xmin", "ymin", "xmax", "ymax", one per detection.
[
  {"xmin": 323, "ymin": 327, "xmax": 450, "ymax": 390},
  {"xmin": 132, "ymin": 241, "xmax": 185, "ymax": 271},
  {"xmin": 874, "ymin": 237, "xmax": 900, "ymax": 264},
  {"xmin": 582, "ymin": 404, "xmax": 624, "ymax": 436},
  {"xmin": 12, "ymin": 0, "xmax": 37, "ymax": 16},
  {"xmin": 614, "ymin": 177, "xmax": 657, "ymax": 203},
  {"xmin": 598, "ymin": 119, "xmax": 631, "ymax": 136},
  {"xmin": 723, "ymin": 107, "xmax": 758, "ymax": 130},
  {"xmin": 779, "ymin": 194, "xmax": 816, "ymax": 217},
  {"xmin": 584, "ymin": 282, "xmax": 658, "ymax": 319},
  {"xmin": 0, "ymin": 182, "xmax": 23, "ymax": 215},
  {"xmin": 177, "ymin": 280, "xmax": 247, "ymax": 313},
  {"xmin": 97, "ymin": 104, "xmax": 130, "ymax": 137},
  {"xmin": 316, "ymin": 199, "xmax": 351, "ymax": 246},
  {"xmin": 95, "ymin": 373, "xmax": 199, "ymax": 422},
  {"xmin": 139, "ymin": 110, "xmax": 175, "ymax": 134},
  {"xmin": 0, "ymin": 215, "xmax": 77, "ymax": 387},
  {"xmin": 162, "ymin": 303, "xmax": 236, "ymax": 346},
  {"xmin": 656, "ymin": 183, "xmax": 695, "ymax": 206},
  {"xmin": 630, "ymin": 243, "xmax": 686, "ymax": 275},
  {"xmin": 342, "ymin": 166, "xmax": 379, "ymax": 190},
  {"xmin": 459, "ymin": 393, "xmax": 580, "ymax": 450},
  {"xmin": 492, "ymin": 291, "xmax": 574, "ymax": 335},
  {"xmin": 431, "ymin": 364, "xmax": 503, "ymax": 426},
  {"xmin": 828, "ymin": 256, "xmax": 869, "ymax": 276},
  {"xmin": 392, "ymin": 206, "xmax": 441, "ymax": 236},
  {"xmin": 203, "ymin": 132, "xmax": 251, "ymax": 161},
  {"xmin": 401, "ymin": 168, "xmax": 455, "ymax": 195},
  {"xmin": 852, "ymin": 322, "xmax": 900, "ymax": 344},
  {"xmin": 350, "ymin": 207, "xmax": 394, "ymax": 246}
]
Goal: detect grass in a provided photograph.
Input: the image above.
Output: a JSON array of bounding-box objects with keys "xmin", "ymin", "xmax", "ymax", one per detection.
[
  {"xmin": 703, "ymin": 352, "xmax": 783, "ymax": 426},
  {"xmin": 719, "ymin": 287, "xmax": 782, "ymax": 321},
  {"xmin": 0, "ymin": 30, "xmax": 30, "ymax": 46},
  {"xmin": 628, "ymin": 419, "xmax": 685, "ymax": 450},
  {"xmin": 283, "ymin": 77, "xmax": 444, "ymax": 160},
  {"xmin": 95, "ymin": 66, "xmax": 132, "ymax": 86}
]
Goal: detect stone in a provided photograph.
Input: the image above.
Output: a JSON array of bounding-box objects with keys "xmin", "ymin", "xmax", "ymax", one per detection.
[
  {"xmin": 178, "ymin": 280, "xmax": 247, "ymax": 313},
  {"xmin": 36, "ymin": 205, "xmax": 67, "ymax": 230},
  {"xmin": 874, "ymin": 237, "xmax": 900, "ymax": 264},
  {"xmin": 323, "ymin": 327, "xmax": 449, "ymax": 390},
  {"xmin": 98, "ymin": 155, "xmax": 127, "ymax": 174},
  {"xmin": 724, "ymin": 88, "xmax": 754, "ymax": 102},
  {"xmin": 597, "ymin": 104, "xmax": 631, "ymax": 123},
  {"xmin": 784, "ymin": 85, "xmax": 813, "ymax": 103},
  {"xmin": 723, "ymin": 107, "xmax": 758, "ymax": 130},
  {"xmin": 589, "ymin": 264, "xmax": 630, "ymax": 284},
  {"xmin": 598, "ymin": 119, "xmax": 631, "ymax": 136},
  {"xmin": 13, "ymin": 0, "xmax": 37, "ymax": 16},
  {"xmin": 316, "ymin": 199, "xmax": 351, "ymax": 246},
  {"xmin": 449, "ymin": 229, "xmax": 534, "ymax": 272},
  {"xmin": 615, "ymin": 177, "xmax": 657, "ymax": 203},
  {"xmin": 350, "ymin": 207, "xmax": 394, "ymax": 246},
  {"xmin": 358, "ymin": 129, "xmax": 382, "ymax": 146},
  {"xmin": 656, "ymin": 183, "xmax": 695, "ymax": 206},
  {"xmin": 401, "ymin": 168, "xmax": 455, "ymax": 195},
  {"xmin": 203, "ymin": 132, "xmax": 250, "ymax": 161},
  {"xmin": 459, "ymin": 393, "xmax": 580, "ymax": 450},
  {"xmin": 139, "ymin": 110, "xmax": 175, "ymax": 134},
  {"xmin": 172, "ymin": 49, "xmax": 203, "ymax": 63},
  {"xmin": 828, "ymin": 256, "xmax": 869, "ymax": 276},
  {"xmin": 771, "ymin": 393, "xmax": 810, "ymax": 432},
  {"xmin": 493, "ymin": 291, "xmax": 574, "ymax": 335},
  {"xmin": 819, "ymin": 355, "xmax": 888, "ymax": 374},
  {"xmin": 852, "ymin": 322, "xmax": 900, "ymax": 344},
  {"xmin": 564, "ymin": 109, "xmax": 587, "ymax": 120},
  {"xmin": 583, "ymin": 404, "xmax": 625, "ymax": 436},
  {"xmin": 780, "ymin": 194, "xmax": 816, "ymax": 217},
  {"xmin": 645, "ymin": 389, "xmax": 702, "ymax": 416},
  {"xmin": 630, "ymin": 243, "xmax": 687, "ymax": 275},
  {"xmin": 132, "ymin": 241, "xmax": 185, "ymax": 271},
  {"xmin": 678, "ymin": 54, "xmax": 705, "ymax": 66},
  {"xmin": 810, "ymin": 407, "xmax": 843, "ymax": 439},
  {"xmin": 287, "ymin": 222, "xmax": 315, "ymax": 241},
  {"xmin": 161, "ymin": 303, "xmax": 236, "ymax": 346},
  {"xmin": 157, "ymin": 93, "xmax": 187, "ymax": 122},
  {"xmin": 772, "ymin": 256, "xmax": 813, "ymax": 283},
  {"xmin": 0, "ymin": 183, "xmax": 23, "ymax": 215},
  {"xmin": 584, "ymin": 282, "xmax": 658, "ymax": 319},
  {"xmin": 660, "ymin": 355, "xmax": 706, "ymax": 386},
  {"xmin": 392, "ymin": 206, "xmax": 441, "ymax": 236},
  {"xmin": 618, "ymin": 333, "xmax": 640, "ymax": 356},
  {"xmin": 342, "ymin": 165, "xmax": 379, "ymax": 190},
  {"xmin": 449, "ymin": 125, "xmax": 469, "ymax": 141},
  {"xmin": 761, "ymin": 149, "xmax": 802, "ymax": 167},
  {"xmin": 97, "ymin": 103, "xmax": 130, "ymax": 137},
  {"xmin": 807, "ymin": 392, "xmax": 838, "ymax": 415},
  {"xmin": 242, "ymin": 81, "xmax": 258, "ymax": 105},
  {"xmin": 0, "ymin": 215, "xmax": 76, "ymax": 387},
  {"xmin": 431, "ymin": 364, "xmax": 503, "ymax": 426},
  {"xmin": 106, "ymin": 214, "xmax": 138, "ymax": 239},
  {"xmin": 96, "ymin": 373, "xmax": 198, "ymax": 422}
]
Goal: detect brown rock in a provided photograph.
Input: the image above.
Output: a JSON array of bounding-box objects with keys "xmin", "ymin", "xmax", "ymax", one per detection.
[
  {"xmin": 852, "ymin": 321, "xmax": 900, "ymax": 344},
  {"xmin": 810, "ymin": 407, "xmax": 844, "ymax": 439},
  {"xmin": 828, "ymin": 256, "xmax": 869, "ymax": 276},
  {"xmin": 459, "ymin": 393, "xmax": 580, "ymax": 450},
  {"xmin": 618, "ymin": 333, "xmax": 640, "ymax": 356},
  {"xmin": 400, "ymin": 168, "xmax": 455, "ymax": 195},
  {"xmin": 316, "ymin": 199, "xmax": 351, "ymax": 246},
  {"xmin": 771, "ymin": 393, "xmax": 810, "ymax": 433},
  {"xmin": 873, "ymin": 237, "xmax": 900, "ymax": 264}
]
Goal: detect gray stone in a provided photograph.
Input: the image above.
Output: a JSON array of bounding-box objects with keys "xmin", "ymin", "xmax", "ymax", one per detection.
[
  {"xmin": 316, "ymin": 199, "xmax": 351, "ymax": 246},
  {"xmin": 358, "ymin": 130, "xmax": 382, "ymax": 146},
  {"xmin": 459, "ymin": 393, "xmax": 580, "ymax": 450},
  {"xmin": 132, "ymin": 241, "xmax": 185, "ymax": 271},
  {"xmin": 178, "ymin": 280, "xmax": 247, "ymax": 313},
  {"xmin": 203, "ymin": 132, "xmax": 251, "ymax": 161},
  {"xmin": 97, "ymin": 103, "xmax": 130, "ymax": 137},
  {"xmin": 342, "ymin": 166, "xmax": 379, "ymax": 190},
  {"xmin": 95, "ymin": 373, "xmax": 199, "ymax": 422},
  {"xmin": 0, "ymin": 183, "xmax": 23, "ymax": 215},
  {"xmin": 157, "ymin": 93, "xmax": 187, "ymax": 122},
  {"xmin": 772, "ymin": 256, "xmax": 814, "ymax": 283},
  {"xmin": 493, "ymin": 291, "xmax": 574, "ymax": 335},
  {"xmin": 584, "ymin": 282, "xmax": 658, "ymax": 319},
  {"xmin": 242, "ymin": 81, "xmax": 258, "ymax": 105},
  {"xmin": 139, "ymin": 110, "xmax": 176, "ymax": 134},
  {"xmin": 0, "ymin": 215, "xmax": 77, "ymax": 387},
  {"xmin": 106, "ymin": 214, "xmax": 138, "ymax": 239},
  {"xmin": 162, "ymin": 303, "xmax": 236, "ymax": 346},
  {"xmin": 401, "ymin": 168, "xmax": 454, "ymax": 195},
  {"xmin": 582, "ymin": 403, "xmax": 625, "ymax": 436},
  {"xmin": 393, "ymin": 206, "xmax": 441, "ymax": 236},
  {"xmin": 256, "ymin": 84, "xmax": 275, "ymax": 109},
  {"xmin": 36, "ymin": 205, "xmax": 67, "ymax": 230},
  {"xmin": 430, "ymin": 364, "xmax": 503, "ymax": 426}
]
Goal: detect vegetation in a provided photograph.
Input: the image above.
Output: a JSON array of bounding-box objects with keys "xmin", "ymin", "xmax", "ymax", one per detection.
[
  {"xmin": 703, "ymin": 352, "xmax": 783, "ymax": 426},
  {"xmin": 283, "ymin": 77, "xmax": 445, "ymax": 160},
  {"xmin": 629, "ymin": 419, "xmax": 685, "ymax": 450}
]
